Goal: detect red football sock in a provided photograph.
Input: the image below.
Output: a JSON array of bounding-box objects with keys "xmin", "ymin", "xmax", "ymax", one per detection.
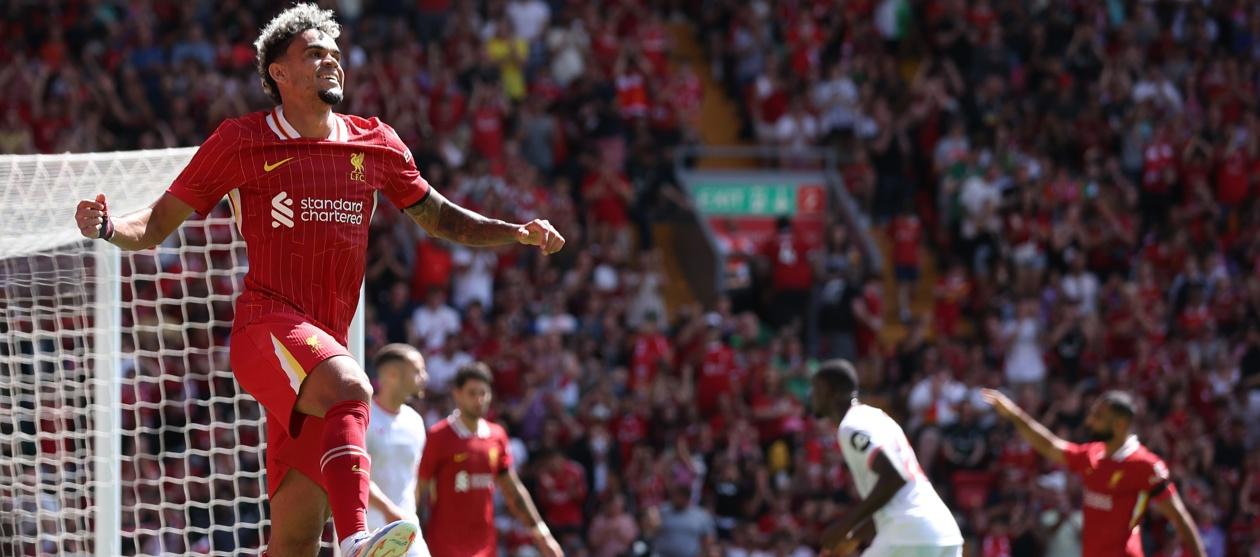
[{"xmin": 319, "ymin": 399, "xmax": 371, "ymax": 541}]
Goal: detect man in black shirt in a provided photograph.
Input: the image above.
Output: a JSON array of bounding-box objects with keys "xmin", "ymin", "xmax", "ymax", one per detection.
[{"xmin": 941, "ymin": 402, "xmax": 988, "ymax": 475}]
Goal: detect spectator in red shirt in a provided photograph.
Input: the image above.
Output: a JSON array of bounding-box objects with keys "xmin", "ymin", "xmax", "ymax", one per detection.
[
  {"xmin": 669, "ymin": 61, "xmax": 704, "ymax": 136},
  {"xmin": 853, "ymin": 275, "xmax": 885, "ymax": 360},
  {"xmin": 629, "ymin": 317, "xmax": 673, "ymax": 393},
  {"xmin": 535, "ymin": 448, "xmax": 588, "ymax": 542},
  {"xmin": 933, "ymin": 259, "xmax": 969, "ymax": 338},
  {"xmin": 1176, "ymin": 284, "xmax": 1213, "ymax": 350},
  {"xmin": 759, "ymin": 216, "xmax": 814, "ymax": 332},
  {"xmin": 615, "ymin": 49, "xmax": 651, "ymax": 120},
  {"xmin": 614, "ymin": 401, "xmax": 649, "ymax": 465},
  {"xmin": 582, "ymin": 160, "xmax": 634, "ymax": 249},
  {"xmin": 1140, "ymin": 125, "xmax": 1177, "ymax": 234},
  {"xmin": 1214, "ymin": 135, "xmax": 1253, "ymax": 210},
  {"xmin": 692, "ymin": 315, "xmax": 740, "ymax": 417},
  {"xmin": 979, "ymin": 519, "xmax": 1012, "ymax": 557},
  {"xmin": 890, "ymin": 204, "xmax": 924, "ymax": 323},
  {"xmin": 636, "ymin": 11, "xmax": 670, "ymax": 77},
  {"xmin": 468, "ymin": 82, "xmax": 507, "ymax": 171}
]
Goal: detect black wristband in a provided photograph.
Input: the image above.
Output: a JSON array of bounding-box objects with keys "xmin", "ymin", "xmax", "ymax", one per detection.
[{"xmin": 99, "ymin": 216, "xmax": 114, "ymax": 241}]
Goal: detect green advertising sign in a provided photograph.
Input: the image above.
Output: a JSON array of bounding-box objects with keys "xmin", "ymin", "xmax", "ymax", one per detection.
[{"xmin": 692, "ymin": 182, "xmax": 798, "ymax": 216}]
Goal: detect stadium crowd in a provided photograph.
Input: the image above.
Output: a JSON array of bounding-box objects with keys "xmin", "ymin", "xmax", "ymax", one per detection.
[{"xmin": 5, "ymin": 0, "xmax": 1260, "ymax": 556}]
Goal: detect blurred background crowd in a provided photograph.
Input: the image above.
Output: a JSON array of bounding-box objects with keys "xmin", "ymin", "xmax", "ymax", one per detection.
[{"xmin": 5, "ymin": 0, "xmax": 1260, "ymax": 556}]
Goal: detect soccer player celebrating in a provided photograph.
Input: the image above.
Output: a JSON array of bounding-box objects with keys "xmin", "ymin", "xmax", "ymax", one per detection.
[
  {"xmin": 418, "ymin": 363, "xmax": 563, "ymax": 557},
  {"xmin": 366, "ymin": 344, "xmax": 431, "ymax": 557},
  {"xmin": 811, "ymin": 360, "xmax": 963, "ymax": 557},
  {"xmin": 981, "ymin": 389, "xmax": 1206, "ymax": 557},
  {"xmin": 70, "ymin": 4, "xmax": 564, "ymax": 556}
]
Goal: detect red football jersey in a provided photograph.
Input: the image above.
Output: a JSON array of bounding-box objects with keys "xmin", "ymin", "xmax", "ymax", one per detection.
[
  {"xmin": 1142, "ymin": 140, "xmax": 1175, "ymax": 193},
  {"xmin": 629, "ymin": 332, "xmax": 671, "ymax": 390},
  {"xmin": 536, "ymin": 460, "xmax": 587, "ymax": 529},
  {"xmin": 418, "ymin": 413, "xmax": 514, "ymax": 557},
  {"xmin": 1064, "ymin": 436, "xmax": 1177, "ymax": 557},
  {"xmin": 695, "ymin": 341, "xmax": 738, "ymax": 415},
  {"xmin": 167, "ymin": 107, "xmax": 431, "ymax": 343},
  {"xmin": 890, "ymin": 215, "xmax": 922, "ymax": 267}
]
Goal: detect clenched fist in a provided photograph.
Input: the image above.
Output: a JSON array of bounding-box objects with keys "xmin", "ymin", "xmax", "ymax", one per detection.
[
  {"xmin": 516, "ymin": 219, "xmax": 565, "ymax": 255},
  {"xmin": 75, "ymin": 193, "xmax": 109, "ymax": 239}
]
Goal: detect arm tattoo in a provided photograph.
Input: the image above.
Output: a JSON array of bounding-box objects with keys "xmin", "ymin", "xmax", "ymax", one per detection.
[{"xmin": 405, "ymin": 188, "xmax": 520, "ymax": 246}]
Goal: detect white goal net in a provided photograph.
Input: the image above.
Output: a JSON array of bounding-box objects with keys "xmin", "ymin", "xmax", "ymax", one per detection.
[{"xmin": 0, "ymin": 149, "xmax": 351, "ymax": 556}]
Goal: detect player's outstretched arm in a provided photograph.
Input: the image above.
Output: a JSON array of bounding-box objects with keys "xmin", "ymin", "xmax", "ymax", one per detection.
[
  {"xmin": 820, "ymin": 451, "xmax": 906, "ymax": 553},
  {"xmin": 75, "ymin": 192, "xmax": 195, "ymax": 251},
  {"xmin": 981, "ymin": 388, "xmax": 1069, "ymax": 465},
  {"xmin": 1152, "ymin": 490, "xmax": 1207, "ymax": 557},
  {"xmin": 495, "ymin": 469, "xmax": 564, "ymax": 557},
  {"xmin": 405, "ymin": 188, "xmax": 565, "ymax": 254}
]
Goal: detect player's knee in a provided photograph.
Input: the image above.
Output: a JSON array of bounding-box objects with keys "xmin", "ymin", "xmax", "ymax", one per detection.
[
  {"xmin": 338, "ymin": 374, "xmax": 372, "ymax": 403},
  {"xmin": 322, "ymin": 363, "xmax": 371, "ymax": 403},
  {"xmin": 312, "ymin": 371, "xmax": 371, "ymax": 408},
  {"xmin": 300, "ymin": 357, "xmax": 372, "ymax": 414}
]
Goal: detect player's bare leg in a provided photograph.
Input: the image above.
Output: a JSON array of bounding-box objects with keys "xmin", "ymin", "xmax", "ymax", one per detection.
[
  {"xmin": 297, "ymin": 355, "xmax": 417, "ymax": 556},
  {"xmin": 266, "ymin": 469, "xmax": 330, "ymax": 557}
]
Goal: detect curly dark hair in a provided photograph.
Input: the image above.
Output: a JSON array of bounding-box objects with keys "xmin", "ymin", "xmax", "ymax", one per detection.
[
  {"xmin": 453, "ymin": 362, "xmax": 494, "ymax": 389},
  {"xmin": 253, "ymin": 3, "xmax": 340, "ymax": 105}
]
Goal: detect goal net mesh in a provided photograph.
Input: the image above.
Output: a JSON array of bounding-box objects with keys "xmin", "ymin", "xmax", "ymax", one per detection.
[{"xmin": 0, "ymin": 149, "xmax": 334, "ymax": 556}]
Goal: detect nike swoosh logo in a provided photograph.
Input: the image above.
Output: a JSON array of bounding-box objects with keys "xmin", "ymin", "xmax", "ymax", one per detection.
[{"xmin": 263, "ymin": 157, "xmax": 295, "ymax": 172}]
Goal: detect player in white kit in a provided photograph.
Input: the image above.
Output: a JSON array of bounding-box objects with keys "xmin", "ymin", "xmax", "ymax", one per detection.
[
  {"xmin": 365, "ymin": 344, "xmax": 432, "ymax": 557},
  {"xmin": 811, "ymin": 359, "xmax": 963, "ymax": 557}
]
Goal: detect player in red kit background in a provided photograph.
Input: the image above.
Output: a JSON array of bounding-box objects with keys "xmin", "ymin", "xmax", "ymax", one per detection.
[
  {"xmin": 71, "ymin": 4, "xmax": 564, "ymax": 556},
  {"xmin": 418, "ymin": 363, "xmax": 563, "ymax": 557},
  {"xmin": 982, "ymin": 389, "xmax": 1205, "ymax": 557}
]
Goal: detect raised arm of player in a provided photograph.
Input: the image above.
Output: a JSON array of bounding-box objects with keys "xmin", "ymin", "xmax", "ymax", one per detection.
[
  {"xmin": 75, "ymin": 192, "xmax": 195, "ymax": 250},
  {"xmin": 820, "ymin": 450, "xmax": 905, "ymax": 554},
  {"xmin": 495, "ymin": 468, "xmax": 564, "ymax": 557},
  {"xmin": 76, "ymin": 120, "xmax": 241, "ymax": 250},
  {"xmin": 981, "ymin": 388, "xmax": 1069, "ymax": 465},
  {"xmin": 1151, "ymin": 489, "xmax": 1207, "ymax": 557},
  {"xmin": 404, "ymin": 188, "xmax": 565, "ymax": 254}
]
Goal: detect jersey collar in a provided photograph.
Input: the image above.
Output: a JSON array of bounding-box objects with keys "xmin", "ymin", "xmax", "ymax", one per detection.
[
  {"xmin": 266, "ymin": 105, "xmax": 347, "ymax": 142},
  {"xmin": 371, "ymin": 397, "xmax": 401, "ymax": 416},
  {"xmin": 1109, "ymin": 435, "xmax": 1140, "ymax": 461},
  {"xmin": 448, "ymin": 410, "xmax": 491, "ymax": 439}
]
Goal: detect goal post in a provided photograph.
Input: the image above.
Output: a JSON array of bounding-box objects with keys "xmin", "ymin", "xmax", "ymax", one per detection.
[
  {"xmin": 0, "ymin": 148, "xmax": 361, "ymax": 556},
  {"xmin": 92, "ymin": 239, "xmax": 122, "ymax": 557}
]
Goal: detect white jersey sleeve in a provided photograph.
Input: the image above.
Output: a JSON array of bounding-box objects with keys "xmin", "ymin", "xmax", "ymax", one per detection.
[
  {"xmin": 837, "ymin": 405, "xmax": 962, "ymax": 547},
  {"xmin": 837, "ymin": 417, "xmax": 892, "ymax": 495}
]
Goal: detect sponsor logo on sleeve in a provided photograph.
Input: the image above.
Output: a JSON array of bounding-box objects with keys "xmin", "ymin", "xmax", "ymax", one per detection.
[{"xmin": 850, "ymin": 431, "xmax": 871, "ymax": 452}]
